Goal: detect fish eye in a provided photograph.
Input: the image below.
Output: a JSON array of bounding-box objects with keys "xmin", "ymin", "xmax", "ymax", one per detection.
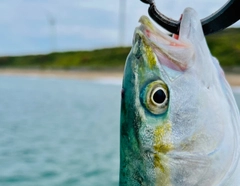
[
  {"xmin": 141, "ymin": 80, "xmax": 169, "ymax": 115},
  {"xmin": 151, "ymin": 88, "xmax": 166, "ymax": 105}
]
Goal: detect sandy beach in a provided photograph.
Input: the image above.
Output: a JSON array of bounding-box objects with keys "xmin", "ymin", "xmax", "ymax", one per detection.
[
  {"xmin": 0, "ymin": 69, "xmax": 123, "ymax": 80},
  {"xmin": 0, "ymin": 68, "xmax": 240, "ymax": 86}
]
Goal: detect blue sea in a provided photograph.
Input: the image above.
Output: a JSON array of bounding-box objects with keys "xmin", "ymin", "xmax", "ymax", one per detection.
[{"xmin": 0, "ymin": 75, "xmax": 240, "ymax": 186}]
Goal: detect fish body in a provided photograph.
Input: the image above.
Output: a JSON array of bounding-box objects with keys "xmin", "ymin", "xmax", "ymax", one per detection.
[{"xmin": 119, "ymin": 8, "xmax": 240, "ymax": 186}]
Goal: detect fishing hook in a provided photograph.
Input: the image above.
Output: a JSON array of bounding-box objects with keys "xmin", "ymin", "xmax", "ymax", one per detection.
[{"xmin": 140, "ymin": 0, "xmax": 240, "ymax": 35}]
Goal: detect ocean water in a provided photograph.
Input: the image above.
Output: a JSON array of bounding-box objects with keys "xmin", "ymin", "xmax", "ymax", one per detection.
[
  {"xmin": 0, "ymin": 76, "xmax": 121, "ymax": 186},
  {"xmin": 0, "ymin": 76, "xmax": 239, "ymax": 186}
]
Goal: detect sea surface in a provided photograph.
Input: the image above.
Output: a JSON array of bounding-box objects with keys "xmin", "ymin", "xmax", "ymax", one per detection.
[{"xmin": 0, "ymin": 76, "xmax": 240, "ymax": 186}]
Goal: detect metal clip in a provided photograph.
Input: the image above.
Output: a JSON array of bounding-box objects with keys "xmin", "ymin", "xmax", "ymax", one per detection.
[{"xmin": 141, "ymin": 0, "xmax": 240, "ymax": 35}]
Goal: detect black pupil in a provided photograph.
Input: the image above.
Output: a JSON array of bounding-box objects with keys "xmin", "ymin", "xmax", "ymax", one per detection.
[{"xmin": 153, "ymin": 89, "xmax": 166, "ymax": 104}]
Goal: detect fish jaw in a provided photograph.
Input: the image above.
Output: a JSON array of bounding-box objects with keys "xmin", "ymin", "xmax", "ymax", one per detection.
[{"xmin": 136, "ymin": 15, "xmax": 194, "ymax": 75}]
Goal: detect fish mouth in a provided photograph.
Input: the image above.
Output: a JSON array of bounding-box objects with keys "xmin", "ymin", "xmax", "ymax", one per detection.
[{"xmin": 133, "ymin": 14, "xmax": 194, "ymax": 71}]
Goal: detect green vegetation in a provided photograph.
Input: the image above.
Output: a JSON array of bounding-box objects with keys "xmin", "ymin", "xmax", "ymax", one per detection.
[
  {"xmin": 206, "ymin": 28, "xmax": 240, "ymax": 66},
  {"xmin": 0, "ymin": 28, "xmax": 239, "ymax": 70},
  {"xmin": 0, "ymin": 47, "xmax": 130, "ymax": 70}
]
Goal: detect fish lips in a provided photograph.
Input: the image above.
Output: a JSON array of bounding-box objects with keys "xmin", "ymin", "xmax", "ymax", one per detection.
[{"xmin": 132, "ymin": 14, "xmax": 195, "ymax": 75}]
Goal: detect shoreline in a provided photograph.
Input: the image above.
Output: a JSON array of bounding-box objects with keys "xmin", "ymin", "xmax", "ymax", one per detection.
[
  {"xmin": 0, "ymin": 69, "xmax": 123, "ymax": 80},
  {"xmin": 0, "ymin": 68, "xmax": 240, "ymax": 86}
]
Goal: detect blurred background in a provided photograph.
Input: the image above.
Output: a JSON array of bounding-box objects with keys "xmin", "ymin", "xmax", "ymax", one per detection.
[{"xmin": 0, "ymin": 0, "xmax": 239, "ymax": 185}]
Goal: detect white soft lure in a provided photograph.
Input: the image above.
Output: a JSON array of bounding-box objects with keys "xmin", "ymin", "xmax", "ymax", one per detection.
[{"xmin": 120, "ymin": 8, "xmax": 240, "ymax": 185}]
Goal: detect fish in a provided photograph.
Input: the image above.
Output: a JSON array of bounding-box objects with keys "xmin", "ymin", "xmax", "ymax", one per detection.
[{"xmin": 119, "ymin": 8, "xmax": 240, "ymax": 186}]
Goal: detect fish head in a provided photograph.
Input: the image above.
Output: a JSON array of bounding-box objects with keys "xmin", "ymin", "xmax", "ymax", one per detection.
[{"xmin": 120, "ymin": 8, "xmax": 240, "ymax": 186}]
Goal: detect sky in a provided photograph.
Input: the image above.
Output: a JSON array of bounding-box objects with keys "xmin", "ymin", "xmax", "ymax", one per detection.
[{"xmin": 0, "ymin": 0, "xmax": 239, "ymax": 56}]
